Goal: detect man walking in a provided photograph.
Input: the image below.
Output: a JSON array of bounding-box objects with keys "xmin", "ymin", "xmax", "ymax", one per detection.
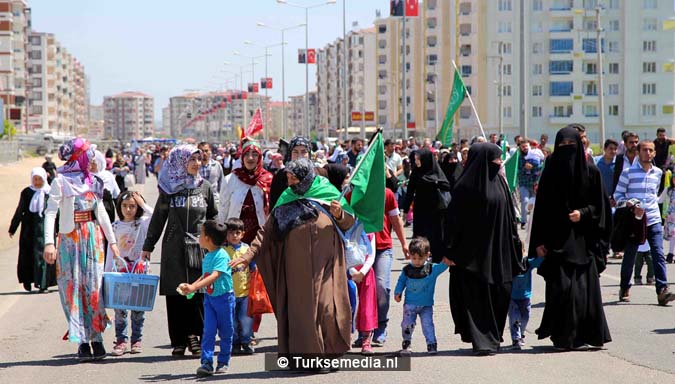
[
  {"xmin": 614, "ymin": 140, "xmax": 675, "ymax": 305},
  {"xmin": 198, "ymin": 142, "xmax": 224, "ymax": 206}
]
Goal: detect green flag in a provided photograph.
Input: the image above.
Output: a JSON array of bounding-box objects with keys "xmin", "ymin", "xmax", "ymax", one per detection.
[
  {"xmin": 436, "ymin": 70, "xmax": 467, "ymax": 146},
  {"xmin": 349, "ymin": 132, "xmax": 385, "ymax": 233},
  {"xmin": 504, "ymin": 150, "xmax": 520, "ymax": 193}
]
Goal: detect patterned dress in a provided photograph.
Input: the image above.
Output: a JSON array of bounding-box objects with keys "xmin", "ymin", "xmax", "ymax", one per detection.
[
  {"xmin": 56, "ymin": 192, "xmax": 110, "ymax": 343},
  {"xmin": 665, "ymin": 188, "xmax": 675, "ymax": 241}
]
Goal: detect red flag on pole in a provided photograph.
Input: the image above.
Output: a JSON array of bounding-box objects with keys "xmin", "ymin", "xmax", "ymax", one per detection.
[
  {"xmin": 307, "ymin": 49, "xmax": 316, "ymax": 64},
  {"xmin": 245, "ymin": 108, "xmax": 264, "ymax": 137},
  {"xmin": 405, "ymin": 0, "xmax": 418, "ymax": 16}
]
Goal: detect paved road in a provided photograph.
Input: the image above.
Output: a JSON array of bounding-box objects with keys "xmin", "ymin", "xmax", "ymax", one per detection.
[{"xmin": 1, "ymin": 177, "xmax": 674, "ymax": 383}]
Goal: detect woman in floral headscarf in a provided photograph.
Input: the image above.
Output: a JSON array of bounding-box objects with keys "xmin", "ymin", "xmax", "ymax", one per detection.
[
  {"xmin": 269, "ymin": 136, "xmax": 312, "ymax": 208},
  {"xmin": 142, "ymin": 145, "xmax": 218, "ymax": 357},
  {"xmin": 43, "ymin": 138, "xmax": 120, "ymax": 361}
]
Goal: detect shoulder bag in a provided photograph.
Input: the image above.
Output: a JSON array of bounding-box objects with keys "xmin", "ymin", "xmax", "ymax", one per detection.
[{"xmin": 179, "ymin": 191, "xmax": 205, "ymax": 270}]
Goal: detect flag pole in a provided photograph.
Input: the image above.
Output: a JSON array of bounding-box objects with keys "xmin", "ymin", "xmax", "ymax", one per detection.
[
  {"xmin": 339, "ymin": 127, "xmax": 383, "ymax": 200},
  {"xmin": 451, "ymin": 60, "xmax": 485, "ymax": 139}
]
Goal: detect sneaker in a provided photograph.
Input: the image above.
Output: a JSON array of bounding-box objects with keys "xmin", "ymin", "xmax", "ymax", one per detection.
[
  {"xmin": 427, "ymin": 343, "xmax": 438, "ymax": 355},
  {"xmin": 77, "ymin": 343, "xmax": 93, "ymax": 362},
  {"xmin": 619, "ymin": 287, "xmax": 630, "ymax": 302},
  {"xmin": 130, "ymin": 341, "xmax": 142, "ymax": 354},
  {"xmin": 399, "ymin": 340, "xmax": 412, "ymax": 355},
  {"xmin": 372, "ymin": 331, "xmax": 386, "ymax": 347},
  {"xmin": 657, "ymin": 287, "xmax": 675, "ymax": 306},
  {"xmin": 352, "ymin": 338, "xmax": 363, "ymax": 348},
  {"xmin": 241, "ymin": 343, "xmax": 255, "ymax": 355},
  {"xmin": 187, "ymin": 335, "xmax": 201, "ymax": 356},
  {"xmin": 196, "ymin": 363, "xmax": 214, "ymax": 377},
  {"xmin": 110, "ymin": 341, "xmax": 127, "ymax": 356},
  {"xmin": 520, "ymin": 223, "xmax": 526, "ymax": 230},
  {"xmin": 634, "ymin": 277, "xmax": 643, "ymax": 286},
  {"xmin": 647, "ymin": 277, "xmax": 656, "ymax": 285},
  {"xmin": 171, "ymin": 346, "xmax": 186, "ymax": 356},
  {"xmin": 361, "ymin": 338, "xmax": 374, "ymax": 355},
  {"xmin": 91, "ymin": 342, "xmax": 107, "ymax": 361},
  {"xmin": 509, "ymin": 340, "xmax": 521, "ymax": 350},
  {"xmin": 519, "ymin": 338, "xmax": 526, "ymax": 347},
  {"xmin": 667, "ymin": 253, "xmax": 674, "ymax": 263},
  {"xmin": 215, "ymin": 363, "xmax": 229, "ymax": 374}
]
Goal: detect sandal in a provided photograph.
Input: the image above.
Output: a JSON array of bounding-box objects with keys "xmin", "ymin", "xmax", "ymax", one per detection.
[
  {"xmin": 172, "ymin": 346, "xmax": 186, "ymax": 356},
  {"xmin": 187, "ymin": 335, "xmax": 201, "ymax": 356}
]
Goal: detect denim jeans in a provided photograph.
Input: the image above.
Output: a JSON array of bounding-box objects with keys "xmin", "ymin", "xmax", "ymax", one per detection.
[
  {"xmin": 233, "ymin": 296, "xmax": 253, "ymax": 345},
  {"xmin": 114, "ymin": 309, "xmax": 145, "ymax": 343},
  {"xmin": 508, "ymin": 298, "xmax": 531, "ymax": 341},
  {"xmin": 401, "ymin": 304, "xmax": 436, "ymax": 344},
  {"xmin": 201, "ymin": 292, "xmax": 234, "ymax": 366},
  {"xmin": 373, "ymin": 249, "xmax": 393, "ymax": 341},
  {"xmin": 621, "ymin": 223, "xmax": 668, "ymax": 293},
  {"xmin": 347, "ymin": 276, "xmax": 357, "ymax": 334},
  {"xmin": 634, "ymin": 251, "xmax": 655, "ymax": 280},
  {"xmin": 518, "ymin": 185, "xmax": 534, "ymax": 224}
]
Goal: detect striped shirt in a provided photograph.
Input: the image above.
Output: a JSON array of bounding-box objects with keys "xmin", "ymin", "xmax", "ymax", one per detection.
[{"xmin": 613, "ymin": 161, "xmax": 662, "ymax": 226}]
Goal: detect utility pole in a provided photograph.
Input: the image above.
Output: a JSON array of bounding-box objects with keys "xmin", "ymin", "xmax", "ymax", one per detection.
[
  {"xmin": 498, "ymin": 41, "xmax": 504, "ymax": 137},
  {"xmin": 343, "ymin": 0, "xmax": 348, "ymax": 141},
  {"xmin": 596, "ymin": 6, "xmax": 606, "ymax": 145},
  {"xmin": 519, "ymin": 0, "xmax": 527, "ymax": 139},
  {"xmin": 401, "ymin": 14, "xmax": 407, "ymax": 139}
]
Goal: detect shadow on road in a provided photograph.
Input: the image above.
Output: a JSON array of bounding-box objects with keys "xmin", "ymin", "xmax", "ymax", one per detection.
[
  {"xmin": 0, "ymin": 353, "xmax": 178, "ymax": 369},
  {"xmin": 651, "ymin": 328, "xmax": 675, "ymax": 334}
]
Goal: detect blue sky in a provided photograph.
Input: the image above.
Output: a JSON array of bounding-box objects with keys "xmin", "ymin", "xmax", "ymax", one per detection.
[{"xmin": 29, "ymin": 0, "xmax": 392, "ymax": 117}]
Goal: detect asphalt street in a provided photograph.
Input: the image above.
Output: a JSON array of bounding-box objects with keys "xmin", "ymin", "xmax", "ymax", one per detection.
[{"xmin": 1, "ymin": 177, "xmax": 674, "ymax": 383}]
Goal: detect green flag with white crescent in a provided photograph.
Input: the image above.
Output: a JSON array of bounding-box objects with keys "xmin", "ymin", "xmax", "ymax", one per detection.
[
  {"xmin": 349, "ymin": 131, "xmax": 385, "ymax": 233},
  {"xmin": 436, "ymin": 70, "xmax": 467, "ymax": 146}
]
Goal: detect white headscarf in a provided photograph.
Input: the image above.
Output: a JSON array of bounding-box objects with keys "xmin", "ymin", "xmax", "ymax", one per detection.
[
  {"xmin": 93, "ymin": 149, "xmax": 120, "ymax": 198},
  {"xmin": 29, "ymin": 167, "xmax": 50, "ymax": 217}
]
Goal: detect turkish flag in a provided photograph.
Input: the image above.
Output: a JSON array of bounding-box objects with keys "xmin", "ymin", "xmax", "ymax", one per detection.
[
  {"xmin": 241, "ymin": 91, "xmax": 248, "ymax": 100},
  {"xmin": 405, "ymin": 0, "xmax": 418, "ymax": 16},
  {"xmin": 253, "ymin": 83, "xmax": 259, "ymax": 93},
  {"xmin": 307, "ymin": 49, "xmax": 316, "ymax": 64},
  {"xmin": 266, "ymin": 78, "xmax": 273, "ymax": 89},
  {"xmin": 245, "ymin": 108, "xmax": 264, "ymax": 137}
]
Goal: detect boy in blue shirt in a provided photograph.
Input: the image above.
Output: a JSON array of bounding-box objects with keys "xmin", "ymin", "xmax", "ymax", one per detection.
[
  {"xmin": 394, "ymin": 237, "xmax": 449, "ymax": 355},
  {"xmin": 508, "ymin": 256, "xmax": 543, "ymax": 350},
  {"xmin": 179, "ymin": 220, "xmax": 234, "ymax": 377}
]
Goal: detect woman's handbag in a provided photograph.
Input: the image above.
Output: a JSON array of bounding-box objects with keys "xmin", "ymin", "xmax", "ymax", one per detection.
[
  {"xmin": 180, "ymin": 193, "xmax": 205, "ymax": 270},
  {"xmin": 437, "ymin": 189, "xmax": 451, "ymax": 210},
  {"xmin": 247, "ymin": 269, "xmax": 273, "ymax": 316},
  {"xmin": 124, "ymin": 173, "xmax": 135, "ymax": 189}
]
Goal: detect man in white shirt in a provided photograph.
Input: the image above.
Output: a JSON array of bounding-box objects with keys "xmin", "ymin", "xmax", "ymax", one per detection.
[{"xmin": 384, "ymin": 139, "xmax": 403, "ymax": 193}]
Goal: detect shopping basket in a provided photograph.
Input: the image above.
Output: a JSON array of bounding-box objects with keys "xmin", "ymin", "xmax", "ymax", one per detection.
[{"xmin": 103, "ymin": 256, "xmax": 159, "ymax": 311}]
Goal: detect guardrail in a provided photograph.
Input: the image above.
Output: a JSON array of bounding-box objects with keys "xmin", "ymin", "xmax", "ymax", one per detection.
[{"xmin": 0, "ymin": 141, "xmax": 19, "ymax": 164}]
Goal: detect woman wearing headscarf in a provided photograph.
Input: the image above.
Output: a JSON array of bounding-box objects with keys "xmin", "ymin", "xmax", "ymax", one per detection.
[
  {"xmin": 440, "ymin": 150, "xmax": 463, "ymax": 191},
  {"xmin": 133, "ymin": 148, "xmax": 148, "ymax": 185},
  {"xmin": 112, "ymin": 152, "xmax": 131, "ymax": 193},
  {"xmin": 141, "ymin": 145, "xmax": 218, "ymax": 357},
  {"xmin": 90, "ymin": 149, "xmax": 120, "ymax": 223},
  {"xmin": 42, "ymin": 138, "xmax": 119, "ymax": 360},
  {"xmin": 401, "ymin": 148, "xmax": 450, "ymax": 263},
  {"xmin": 529, "ymin": 126, "xmax": 612, "ymax": 351},
  {"xmin": 229, "ymin": 158, "xmax": 354, "ymax": 363},
  {"xmin": 269, "ymin": 136, "xmax": 312, "ymax": 208},
  {"xmin": 445, "ymin": 143, "xmax": 525, "ymax": 355},
  {"xmin": 9, "ymin": 167, "xmax": 56, "ymax": 292}
]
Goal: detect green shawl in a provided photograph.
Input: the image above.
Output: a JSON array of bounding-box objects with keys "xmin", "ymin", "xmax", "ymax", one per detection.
[{"xmin": 273, "ymin": 175, "xmax": 354, "ymax": 215}]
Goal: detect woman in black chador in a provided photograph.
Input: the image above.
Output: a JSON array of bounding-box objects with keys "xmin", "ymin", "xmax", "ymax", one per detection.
[
  {"xmin": 529, "ymin": 126, "xmax": 611, "ymax": 350},
  {"xmin": 445, "ymin": 143, "xmax": 524, "ymax": 355}
]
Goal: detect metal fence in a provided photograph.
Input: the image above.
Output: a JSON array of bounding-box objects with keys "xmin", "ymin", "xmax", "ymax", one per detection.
[{"xmin": 0, "ymin": 140, "xmax": 19, "ymax": 164}]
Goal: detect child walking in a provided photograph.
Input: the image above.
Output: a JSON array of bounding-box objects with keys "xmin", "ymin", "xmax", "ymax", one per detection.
[
  {"xmin": 105, "ymin": 191, "xmax": 153, "ymax": 356},
  {"xmin": 224, "ymin": 218, "xmax": 255, "ymax": 355},
  {"xmin": 634, "ymin": 240, "xmax": 655, "ymax": 285},
  {"xmin": 394, "ymin": 237, "xmax": 448, "ymax": 355},
  {"xmin": 179, "ymin": 220, "xmax": 234, "ymax": 377},
  {"xmin": 508, "ymin": 256, "xmax": 543, "ymax": 350},
  {"xmin": 350, "ymin": 234, "xmax": 378, "ymax": 355},
  {"xmin": 664, "ymin": 174, "xmax": 675, "ymax": 263}
]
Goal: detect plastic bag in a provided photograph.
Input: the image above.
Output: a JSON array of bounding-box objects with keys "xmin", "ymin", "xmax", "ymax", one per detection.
[{"xmin": 247, "ymin": 269, "xmax": 273, "ymax": 316}]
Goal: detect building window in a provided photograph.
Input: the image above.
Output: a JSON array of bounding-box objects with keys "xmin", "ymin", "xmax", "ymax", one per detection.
[
  {"xmin": 609, "ymin": 63, "xmax": 619, "ymax": 74},
  {"xmin": 643, "ymin": 0, "xmax": 657, "ymax": 9},
  {"xmin": 460, "ymin": 106, "xmax": 472, "ymax": 119},
  {"xmin": 550, "ymin": 39, "xmax": 573, "ymax": 53},
  {"xmin": 503, "ymin": 106, "xmax": 512, "ymax": 118},
  {"xmin": 502, "ymin": 85, "xmax": 512, "ymax": 96},
  {"xmin": 379, "ymin": 100, "xmax": 387, "ymax": 110},
  {"xmin": 503, "ymin": 64, "xmax": 512, "ymax": 75},
  {"xmin": 460, "ymin": 44, "xmax": 472, "ymax": 56},
  {"xmin": 584, "ymin": 82, "xmax": 598, "ymax": 96},
  {"xmin": 533, "ymin": 64, "xmax": 543, "ymax": 75},
  {"xmin": 378, "ymin": 55, "xmax": 387, "ymax": 64},
  {"xmin": 609, "ymin": 20, "xmax": 620, "ymax": 32},
  {"xmin": 584, "ymin": 104, "xmax": 598, "ymax": 117},
  {"xmin": 642, "ymin": 104, "xmax": 657, "ymax": 116},
  {"xmin": 608, "ymin": 41, "xmax": 620, "ymax": 53},
  {"xmin": 427, "ymin": 54, "xmax": 438, "ymax": 65},
  {"xmin": 427, "ymin": 36, "xmax": 438, "ymax": 47},
  {"xmin": 608, "ymin": 84, "xmax": 619, "ymax": 95},
  {"xmin": 498, "ymin": 21, "xmax": 512, "ymax": 33},
  {"xmin": 378, "ymin": 25, "xmax": 387, "ymax": 33},
  {"xmin": 532, "ymin": 85, "xmax": 543, "ymax": 96},
  {"xmin": 29, "ymin": 51, "xmax": 42, "ymax": 60},
  {"xmin": 498, "ymin": 0, "xmax": 512, "ymax": 11},
  {"xmin": 459, "ymin": 24, "xmax": 472, "ymax": 36},
  {"xmin": 532, "ymin": 106, "xmax": 542, "ymax": 117},
  {"xmin": 643, "ymin": 40, "xmax": 657, "ymax": 52},
  {"xmin": 502, "ymin": 43, "xmax": 512, "ymax": 54},
  {"xmin": 550, "ymin": 81, "xmax": 573, "ymax": 96},
  {"xmin": 553, "ymin": 105, "xmax": 573, "ymax": 117},
  {"xmin": 642, "ymin": 83, "xmax": 656, "ymax": 95},
  {"xmin": 531, "ymin": 21, "xmax": 543, "ymax": 32},
  {"xmin": 532, "ymin": 42, "xmax": 542, "ymax": 54},
  {"xmin": 582, "ymin": 38, "xmax": 604, "ymax": 53},
  {"xmin": 378, "ymin": 39, "xmax": 386, "ymax": 49},
  {"xmin": 466, "ymin": 86, "xmax": 472, "ymax": 95},
  {"xmin": 427, "ymin": 17, "xmax": 437, "ymax": 29},
  {"xmin": 533, "ymin": 0, "xmax": 543, "ymax": 11},
  {"xmin": 584, "ymin": 0, "xmax": 598, "ymax": 10},
  {"xmin": 643, "ymin": 62, "xmax": 657, "ymax": 73},
  {"xmin": 585, "ymin": 62, "xmax": 597, "ymax": 74},
  {"xmin": 461, "ymin": 65, "xmax": 472, "ymax": 77},
  {"xmin": 643, "ymin": 18, "xmax": 658, "ymax": 31},
  {"xmin": 609, "ymin": 105, "xmax": 619, "ymax": 116},
  {"xmin": 584, "ymin": 19, "xmax": 597, "ymax": 31},
  {"xmin": 30, "ymin": 36, "xmax": 41, "ymax": 45},
  {"xmin": 549, "ymin": 60, "xmax": 573, "ymax": 74},
  {"xmin": 609, "ymin": 0, "xmax": 620, "ymax": 9}
]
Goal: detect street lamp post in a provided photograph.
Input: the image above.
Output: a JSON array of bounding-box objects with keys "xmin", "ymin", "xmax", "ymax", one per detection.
[
  {"xmin": 277, "ymin": 0, "xmax": 337, "ymax": 138},
  {"xmin": 257, "ymin": 21, "xmax": 306, "ymax": 140}
]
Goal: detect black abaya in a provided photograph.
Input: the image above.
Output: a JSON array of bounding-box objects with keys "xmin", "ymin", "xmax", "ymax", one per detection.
[
  {"xmin": 445, "ymin": 143, "xmax": 524, "ymax": 353},
  {"xmin": 529, "ymin": 126, "xmax": 612, "ymax": 349}
]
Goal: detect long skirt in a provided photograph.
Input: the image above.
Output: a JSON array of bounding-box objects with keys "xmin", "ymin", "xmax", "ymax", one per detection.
[
  {"xmin": 355, "ymin": 268, "xmax": 378, "ymax": 332},
  {"xmin": 536, "ymin": 259, "xmax": 611, "ymax": 349},
  {"xmin": 450, "ymin": 267, "xmax": 511, "ymax": 353},
  {"xmin": 56, "ymin": 221, "xmax": 110, "ymax": 343}
]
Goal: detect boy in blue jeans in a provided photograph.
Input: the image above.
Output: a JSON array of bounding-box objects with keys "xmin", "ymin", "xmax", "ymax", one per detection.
[
  {"xmin": 224, "ymin": 218, "xmax": 255, "ymax": 355},
  {"xmin": 508, "ymin": 256, "xmax": 543, "ymax": 350},
  {"xmin": 394, "ymin": 237, "xmax": 449, "ymax": 355},
  {"xmin": 180, "ymin": 220, "xmax": 234, "ymax": 377}
]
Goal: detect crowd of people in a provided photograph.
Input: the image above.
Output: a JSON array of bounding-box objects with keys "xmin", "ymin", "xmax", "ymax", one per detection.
[{"xmin": 7, "ymin": 124, "xmax": 675, "ymax": 375}]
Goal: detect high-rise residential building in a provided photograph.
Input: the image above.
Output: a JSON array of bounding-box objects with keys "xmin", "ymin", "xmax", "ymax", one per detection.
[
  {"xmin": 88, "ymin": 104, "xmax": 104, "ymax": 139},
  {"xmin": 160, "ymin": 106, "xmax": 170, "ymax": 136},
  {"xmin": 268, "ymin": 101, "xmax": 290, "ymax": 140},
  {"xmin": 0, "ymin": 1, "xmax": 30, "ymax": 132},
  {"xmin": 288, "ymin": 92, "xmax": 318, "ymax": 138},
  {"xmin": 455, "ymin": 0, "xmax": 675, "ymax": 142},
  {"xmin": 103, "ymin": 91, "xmax": 154, "ymax": 141}
]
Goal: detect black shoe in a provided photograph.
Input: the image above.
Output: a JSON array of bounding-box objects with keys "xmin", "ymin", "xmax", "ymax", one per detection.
[
  {"xmin": 23, "ymin": 282, "xmax": 32, "ymax": 292},
  {"xmin": 520, "ymin": 223, "xmax": 526, "ymax": 230},
  {"xmin": 77, "ymin": 343, "xmax": 93, "ymax": 362},
  {"xmin": 658, "ymin": 287, "xmax": 675, "ymax": 306},
  {"xmin": 91, "ymin": 342, "xmax": 106, "ymax": 361},
  {"xmin": 187, "ymin": 335, "xmax": 201, "ymax": 356},
  {"xmin": 231, "ymin": 343, "xmax": 242, "ymax": 355},
  {"xmin": 241, "ymin": 343, "xmax": 255, "ymax": 355},
  {"xmin": 172, "ymin": 346, "xmax": 186, "ymax": 356},
  {"xmin": 427, "ymin": 343, "xmax": 438, "ymax": 355},
  {"xmin": 668, "ymin": 253, "xmax": 674, "ymax": 263},
  {"xmin": 619, "ymin": 287, "xmax": 630, "ymax": 302}
]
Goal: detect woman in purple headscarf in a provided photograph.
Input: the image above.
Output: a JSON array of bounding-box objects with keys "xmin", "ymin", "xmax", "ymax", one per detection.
[
  {"xmin": 43, "ymin": 138, "xmax": 120, "ymax": 361},
  {"xmin": 141, "ymin": 145, "xmax": 218, "ymax": 357}
]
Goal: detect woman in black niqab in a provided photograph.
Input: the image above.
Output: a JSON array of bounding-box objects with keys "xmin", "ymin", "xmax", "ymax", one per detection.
[
  {"xmin": 445, "ymin": 143, "xmax": 524, "ymax": 355},
  {"xmin": 401, "ymin": 148, "xmax": 450, "ymax": 262},
  {"xmin": 529, "ymin": 126, "xmax": 612, "ymax": 350},
  {"xmin": 440, "ymin": 151, "xmax": 463, "ymax": 190}
]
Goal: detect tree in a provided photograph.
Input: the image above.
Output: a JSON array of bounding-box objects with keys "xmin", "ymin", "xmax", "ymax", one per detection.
[{"xmin": 0, "ymin": 120, "xmax": 16, "ymax": 139}]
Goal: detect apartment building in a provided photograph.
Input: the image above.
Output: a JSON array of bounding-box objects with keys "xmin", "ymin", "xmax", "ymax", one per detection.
[
  {"xmin": 0, "ymin": 1, "xmax": 30, "ymax": 132},
  {"xmin": 456, "ymin": 0, "xmax": 675, "ymax": 142},
  {"xmin": 103, "ymin": 91, "xmax": 154, "ymax": 141},
  {"xmin": 88, "ymin": 104, "xmax": 104, "ymax": 139},
  {"xmin": 288, "ymin": 91, "xmax": 317, "ymax": 138},
  {"xmin": 268, "ymin": 101, "xmax": 290, "ymax": 140}
]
